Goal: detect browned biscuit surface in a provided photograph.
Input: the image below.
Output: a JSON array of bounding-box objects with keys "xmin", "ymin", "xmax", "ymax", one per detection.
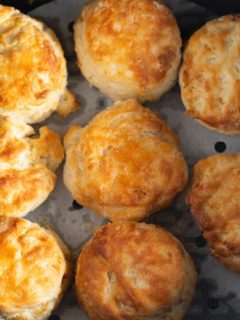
[
  {"xmin": 75, "ymin": 221, "xmax": 196, "ymax": 320},
  {"xmin": 187, "ymin": 154, "xmax": 240, "ymax": 272},
  {"xmin": 0, "ymin": 5, "xmax": 70, "ymax": 123},
  {"xmin": 64, "ymin": 99, "xmax": 188, "ymax": 221},
  {"xmin": 0, "ymin": 216, "xmax": 71, "ymax": 320},
  {"xmin": 0, "ymin": 117, "xmax": 64, "ymax": 217},
  {"xmin": 180, "ymin": 15, "xmax": 240, "ymax": 134},
  {"xmin": 74, "ymin": 0, "xmax": 181, "ymax": 102}
]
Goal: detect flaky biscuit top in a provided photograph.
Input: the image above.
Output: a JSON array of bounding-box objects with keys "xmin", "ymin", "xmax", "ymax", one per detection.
[
  {"xmin": 187, "ymin": 154, "xmax": 240, "ymax": 272},
  {"xmin": 74, "ymin": 0, "xmax": 181, "ymax": 102},
  {"xmin": 84, "ymin": 0, "xmax": 180, "ymax": 84},
  {"xmin": 0, "ymin": 217, "xmax": 67, "ymax": 313},
  {"xmin": 76, "ymin": 221, "xmax": 196, "ymax": 320},
  {"xmin": 64, "ymin": 100, "xmax": 188, "ymax": 220},
  {"xmin": 0, "ymin": 117, "xmax": 64, "ymax": 217},
  {"xmin": 0, "ymin": 5, "xmax": 67, "ymax": 123},
  {"xmin": 180, "ymin": 15, "xmax": 240, "ymax": 134}
]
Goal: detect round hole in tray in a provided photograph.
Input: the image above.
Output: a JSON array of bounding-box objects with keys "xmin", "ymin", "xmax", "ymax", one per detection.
[
  {"xmin": 48, "ymin": 315, "xmax": 60, "ymax": 320},
  {"xmin": 195, "ymin": 235, "xmax": 207, "ymax": 248},
  {"xmin": 72, "ymin": 200, "xmax": 83, "ymax": 210},
  {"xmin": 207, "ymin": 298, "xmax": 219, "ymax": 310},
  {"xmin": 97, "ymin": 97, "xmax": 107, "ymax": 108},
  {"xmin": 215, "ymin": 141, "xmax": 226, "ymax": 153},
  {"xmin": 68, "ymin": 21, "xmax": 74, "ymax": 33}
]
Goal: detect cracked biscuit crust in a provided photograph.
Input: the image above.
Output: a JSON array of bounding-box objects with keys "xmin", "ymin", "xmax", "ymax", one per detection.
[
  {"xmin": 180, "ymin": 15, "xmax": 240, "ymax": 134},
  {"xmin": 0, "ymin": 216, "xmax": 71, "ymax": 320},
  {"xmin": 64, "ymin": 99, "xmax": 188, "ymax": 221},
  {"xmin": 0, "ymin": 5, "xmax": 67, "ymax": 123},
  {"xmin": 75, "ymin": 221, "xmax": 196, "ymax": 320},
  {"xmin": 74, "ymin": 0, "xmax": 181, "ymax": 102},
  {"xmin": 0, "ymin": 117, "xmax": 64, "ymax": 217},
  {"xmin": 187, "ymin": 154, "xmax": 240, "ymax": 272}
]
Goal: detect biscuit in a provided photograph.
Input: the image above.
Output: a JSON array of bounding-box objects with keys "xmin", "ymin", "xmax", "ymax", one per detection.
[
  {"xmin": 0, "ymin": 216, "xmax": 71, "ymax": 320},
  {"xmin": 0, "ymin": 117, "xmax": 64, "ymax": 217},
  {"xmin": 0, "ymin": 5, "xmax": 78, "ymax": 124},
  {"xmin": 75, "ymin": 221, "xmax": 196, "ymax": 320},
  {"xmin": 74, "ymin": 0, "xmax": 181, "ymax": 102},
  {"xmin": 187, "ymin": 154, "xmax": 240, "ymax": 272},
  {"xmin": 64, "ymin": 99, "xmax": 188, "ymax": 221},
  {"xmin": 180, "ymin": 15, "xmax": 240, "ymax": 134}
]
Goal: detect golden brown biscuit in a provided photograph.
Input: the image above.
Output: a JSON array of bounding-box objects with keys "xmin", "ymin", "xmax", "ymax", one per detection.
[
  {"xmin": 74, "ymin": 0, "xmax": 181, "ymax": 102},
  {"xmin": 0, "ymin": 5, "xmax": 78, "ymax": 124},
  {"xmin": 64, "ymin": 99, "xmax": 188, "ymax": 221},
  {"xmin": 187, "ymin": 154, "xmax": 240, "ymax": 272},
  {"xmin": 180, "ymin": 15, "xmax": 240, "ymax": 134},
  {"xmin": 0, "ymin": 216, "xmax": 71, "ymax": 320},
  {"xmin": 0, "ymin": 117, "xmax": 64, "ymax": 217},
  {"xmin": 75, "ymin": 221, "xmax": 196, "ymax": 320}
]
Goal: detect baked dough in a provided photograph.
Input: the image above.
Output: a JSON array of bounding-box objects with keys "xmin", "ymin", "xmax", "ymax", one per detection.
[
  {"xmin": 0, "ymin": 117, "xmax": 64, "ymax": 217},
  {"xmin": 0, "ymin": 216, "xmax": 71, "ymax": 320},
  {"xmin": 74, "ymin": 0, "xmax": 181, "ymax": 102},
  {"xmin": 0, "ymin": 5, "xmax": 78, "ymax": 123},
  {"xmin": 75, "ymin": 221, "xmax": 196, "ymax": 320},
  {"xmin": 187, "ymin": 154, "xmax": 240, "ymax": 272},
  {"xmin": 64, "ymin": 99, "xmax": 188, "ymax": 221},
  {"xmin": 180, "ymin": 15, "xmax": 240, "ymax": 134}
]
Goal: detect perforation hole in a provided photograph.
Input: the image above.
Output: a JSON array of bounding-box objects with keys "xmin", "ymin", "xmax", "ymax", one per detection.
[
  {"xmin": 195, "ymin": 235, "xmax": 207, "ymax": 248},
  {"xmin": 48, "ymin": 315, "xmax": 60, "ymax": 320},
  {"xmin": 215, "ymin": 141, "xmax": 226, "ymax": 153},
  {"xmin": 68, "ymin": 21, "xmax": 74, "ymax": 33},
  {"xmin": 97, "ymin": 97, "xmax": 107, "ymax": 108},
  {"xmin": 207, "ymin": 298, "xmax": 219, "ymax": 310},
  {"xmin": 72, "ymin": 200, "xmax": 83, "ymax": 210}
]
